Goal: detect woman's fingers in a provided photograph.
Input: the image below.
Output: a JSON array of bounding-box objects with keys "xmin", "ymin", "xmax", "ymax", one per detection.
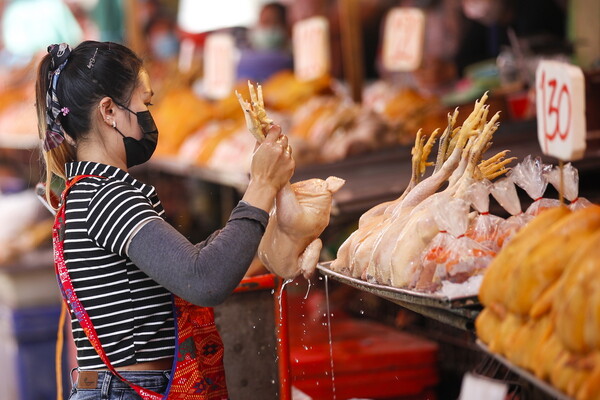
[
  {"xmin": 277, "ymin": 133, "xmax": 288, "ymax": 149},
  {"xmin": 263, "ymin": 125, "xmax": 282, "ymax": 143}
]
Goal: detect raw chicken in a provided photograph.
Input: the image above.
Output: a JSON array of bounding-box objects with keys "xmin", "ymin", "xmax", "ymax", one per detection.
[
  {"xmin": 258, "ymin": 178, "xmax": 345, "ymax": 280},
  {"xmin": 236, "ymin": 82, "xmax": 345, "ymax": 279},
  {"xmin": 332, "ymin": 92, "xmax": 518, "ymax": 290}
]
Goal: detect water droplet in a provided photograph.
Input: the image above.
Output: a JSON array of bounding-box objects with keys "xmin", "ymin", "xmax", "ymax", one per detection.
[
  {"xmin": 271, "ymin": 380, "xmax": 275, "ymax": 384},
  {"xmin": 360, "ymin": 310, "xmax": 365, "ymax": 315},
  {"xmin": 304, "ymin": 278, "xmax": 312, "ymax": 300}
]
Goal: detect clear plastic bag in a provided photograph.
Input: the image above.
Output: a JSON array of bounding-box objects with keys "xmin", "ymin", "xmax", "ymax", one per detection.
[
  {"xmin": 465, "ymin": 180, "xmax": 504, "ymax": 252},
  {"xmin": 490, "ymin": 177, "xmax": 532, "ymax": 248},
  {"xmin": 544, "ymin": 163, "xmax": 592, "ymax": 211},
  {"xmin": 509, "ymin": 155, "xmax": 560, "ymax": 215},
  {"xmin": 414, "ymin": 196, "xmax": 495, "ymax": 292}
]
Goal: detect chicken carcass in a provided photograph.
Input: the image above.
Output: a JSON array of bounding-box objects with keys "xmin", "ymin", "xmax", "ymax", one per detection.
[
  {"xmin": 258, "ymin": 178, "xmax": 345, "ymax": 279},
  {"xmin": 237, "ymin": 82, "xmax": 345, "ymax": 279}
]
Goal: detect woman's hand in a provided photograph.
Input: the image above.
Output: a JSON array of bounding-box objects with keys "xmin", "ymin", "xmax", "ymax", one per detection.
[{"xmin": 242, "ymin": 125, "xmax": 295, "ymax": 212}]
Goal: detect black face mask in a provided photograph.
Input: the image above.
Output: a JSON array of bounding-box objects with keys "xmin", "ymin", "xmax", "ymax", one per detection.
[{"xmin": 113, "ymin": 103, "xmax": 159, "ymax": 167}]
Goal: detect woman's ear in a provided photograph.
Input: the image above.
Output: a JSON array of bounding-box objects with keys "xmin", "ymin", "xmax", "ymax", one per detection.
[{"xmin": 98, "ymin": 96, "xmax": 116, "ymax": 128}]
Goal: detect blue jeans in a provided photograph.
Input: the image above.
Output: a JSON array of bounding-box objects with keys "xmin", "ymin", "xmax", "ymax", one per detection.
[{"xmin": 68, "ymin": 369, "xmax": 170, "ymax": 400}]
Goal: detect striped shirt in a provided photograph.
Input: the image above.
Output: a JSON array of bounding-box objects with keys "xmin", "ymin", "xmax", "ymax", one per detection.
[{"xmin": 63, "ymin": 161, "xmax": 174, "ymax": 370}]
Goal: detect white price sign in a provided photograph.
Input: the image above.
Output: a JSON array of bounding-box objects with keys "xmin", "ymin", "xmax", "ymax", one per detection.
[
  {"xmin": 382, "ymin": 7, "xmax": 425, "ymax": 72},
  {"xmin": 293, "ymin": 16, "xmax": 331, "ymax": 82},
  {"xmin": 203, "ymin": 33, "xmax": 237, "ymax": 100},
  {"xmin": 535, "ymin": 60, "xmax": 587, "ymax": 161},
  {"xmin": 458, "ymin": 373, "xmax": 508, "ymax": 400}
]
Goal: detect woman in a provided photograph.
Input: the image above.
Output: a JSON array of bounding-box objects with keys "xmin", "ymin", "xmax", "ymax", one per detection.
[{"xmin": 36, "ymin": 41, "xmax": 294, "ymax": 399}]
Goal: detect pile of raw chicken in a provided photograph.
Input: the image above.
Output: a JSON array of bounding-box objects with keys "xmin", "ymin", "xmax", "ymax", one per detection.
[{"xmin": 329, "ymin": 93, "xmax": 590, "ymax": 295}]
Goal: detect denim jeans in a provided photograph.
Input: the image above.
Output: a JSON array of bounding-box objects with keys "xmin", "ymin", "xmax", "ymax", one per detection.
[{"xmin": 68, "ymin": 369, "xmax": 170, "ymax": 400}]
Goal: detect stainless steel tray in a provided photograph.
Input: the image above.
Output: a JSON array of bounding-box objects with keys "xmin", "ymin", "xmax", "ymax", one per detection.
[
  {"xmin": 317, "ymin": 262, "xmax": 480, "ymax": 309},
  {"xmin": 477, "ymin": 341, "xmax": 572, "ymax": 400},
  {"xmin": 317, "ymin": 262, "xmax": 481, "ymax": 331}
]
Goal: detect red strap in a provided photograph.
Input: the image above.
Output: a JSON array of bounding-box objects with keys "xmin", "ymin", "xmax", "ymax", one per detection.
[{"xmin": 53, "ymin": 175, "xmax": 163, "ymax": 400}]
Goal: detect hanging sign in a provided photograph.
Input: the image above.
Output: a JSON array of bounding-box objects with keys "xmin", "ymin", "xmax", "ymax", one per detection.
[
  {"xmin": 293, "ymin": 16, "xmax": 331, "ymax": 82},
  {"xmin": 535, "ymin": 60, "xmax": 587, "ymax": 161},
  {"xmin": 203, "ymin": 33, "xmax": 237, "ymax": 100},
  {"xmin": 382, "ymin": 7, "xmax": 426, "ymax": 72}
]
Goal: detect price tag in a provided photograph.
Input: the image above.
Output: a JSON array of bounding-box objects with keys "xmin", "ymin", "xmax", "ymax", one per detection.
[
  {"xmin": 293, "ymin": 16, "xmax": 331, "ymax": 82},
  {"xmin": 458, "ymin": 373, "xmax": 508, "ymax": 400},
  {"xmin": 203, "ymin": 33, "xmax": 237, "ymax": 100},
  {"xmin": 535, "ymin": 60, "xmax": 587, "ymax": 161},
  {"xmin": 382, "ymin": 7, "xmax": 425, "ymax": 72}
]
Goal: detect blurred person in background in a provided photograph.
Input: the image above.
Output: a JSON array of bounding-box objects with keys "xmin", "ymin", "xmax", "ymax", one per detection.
[
  {"xmin": 456, "ymin": 0, "xmax": 568, "ymax": 76},
  {"xmin": 371, "ymin": 0, "xmax": 463, "ymax": 96},
  {"xmin": 236, "ymin": 2, "xmax": 293, "ymax": 82}
]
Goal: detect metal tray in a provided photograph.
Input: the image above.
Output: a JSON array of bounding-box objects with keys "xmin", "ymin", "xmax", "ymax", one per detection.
[
  {"xmin": 317, "ymin": 262, "xmax": 480, "ymax": 309},
  {"xmin": 476, "ymin": 341, "xmax": 572, "ymax": 400},
  {"xmin": 317, "ymin": 262, "xmax": 481, "ymax": 331}
]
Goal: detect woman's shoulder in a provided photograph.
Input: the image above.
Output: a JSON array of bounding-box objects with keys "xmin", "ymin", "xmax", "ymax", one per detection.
[{"xmin": 68, "ymin": 176, "xmax": 142, "ymax": 203}]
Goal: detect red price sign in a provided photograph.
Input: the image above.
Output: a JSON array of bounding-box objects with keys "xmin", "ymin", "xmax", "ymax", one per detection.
[
  {"xmin": 203, "ymin": 33, "xmax": 237, "ymax": 100},
  {"xmin": 535, "ymin": 60, "xmax": 586, "ymax": 161},
  {"xmin": 382, "ymin": 7, "xmax": 425, "ymax": 72},
  {"xmin": 293, "ymin": 16, "xmax": 331, "ymax": 82}
]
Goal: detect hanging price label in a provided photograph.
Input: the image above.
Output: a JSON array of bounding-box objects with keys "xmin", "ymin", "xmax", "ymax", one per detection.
[
  {"xmin": 293, "ymin": 16, "xmax": 331, "ymax": 82},
  {"xmin": 203, "ymin": 33, "xmax": 237, "ymax": 100},
  {"xmin": 382, "ymin": 7, "xmax": 425, "ymax": 72},
  {"xmin": 535, "ymin": 60, "xmax": 587, "ymax": 161}
]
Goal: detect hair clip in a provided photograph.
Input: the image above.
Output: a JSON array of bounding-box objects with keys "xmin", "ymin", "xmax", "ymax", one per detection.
[
  {"xmin": 61, "ymin": 107, "xmax": 70, "ymax": 116},
  {"xmin": 87, "ymin": 48, "xmax": 98, "ymax": 69}
]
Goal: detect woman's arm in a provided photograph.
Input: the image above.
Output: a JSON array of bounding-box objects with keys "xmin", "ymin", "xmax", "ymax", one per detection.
[{"xmin": 127, "ymin": 201, "xmax": 268, "ymax": 306}]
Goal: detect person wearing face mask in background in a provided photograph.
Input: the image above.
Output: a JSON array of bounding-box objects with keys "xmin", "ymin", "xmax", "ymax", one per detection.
[
  {"xmin": 36, "ymin": 40, "xmax": 295, "ymax": 399},
  {"xmin": 236, "ymin": 2, "xmax": 293, "ymax": 83},
  {"xmin": 146, "ymin": 13, "xmax": 180, "ymax": 63}
]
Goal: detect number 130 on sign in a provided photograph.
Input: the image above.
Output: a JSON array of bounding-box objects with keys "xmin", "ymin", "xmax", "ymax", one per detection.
[{"xmin": 535, "ymin": 60, "xmax": 586, "ymax": 161}]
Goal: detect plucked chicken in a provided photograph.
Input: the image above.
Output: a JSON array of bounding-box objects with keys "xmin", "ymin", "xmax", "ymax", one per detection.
[{"xmin": 236, "ymin": 82, "xmax": 345, "ymax": 279}]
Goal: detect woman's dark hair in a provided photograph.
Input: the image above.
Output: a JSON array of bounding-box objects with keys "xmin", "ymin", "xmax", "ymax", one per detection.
[
  {"xmin": 35, "ymin": 40, "xmax": 143, "ymax": 206},
  {"xmin": 262, "ymin": 2, "xmax": 287, "ymax": 26}
]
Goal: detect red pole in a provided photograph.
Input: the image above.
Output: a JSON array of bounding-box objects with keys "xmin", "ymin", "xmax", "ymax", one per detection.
[{"xmin": 274, "ymin": 278, "xmax": 292, "ymax": 400}]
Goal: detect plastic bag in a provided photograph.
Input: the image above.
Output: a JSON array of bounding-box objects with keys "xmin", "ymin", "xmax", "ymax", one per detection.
[
  {"xmin": 509, "ymin": 155, "xmax": 560, "ymax": 215},
  {"xmin": 464, "ymin": 180, "xmax": 504, "ymax": 252},
  {"xmin": 490, "ymin": 177, "xmax": 532, "ymax": 248},
  {"xmin": 544, "ymin": 163, "xmax": 592, "ymax": 211},
  {"xmin": 414, "ymin": 195, "xmax": 495, "ymax": 292}
]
